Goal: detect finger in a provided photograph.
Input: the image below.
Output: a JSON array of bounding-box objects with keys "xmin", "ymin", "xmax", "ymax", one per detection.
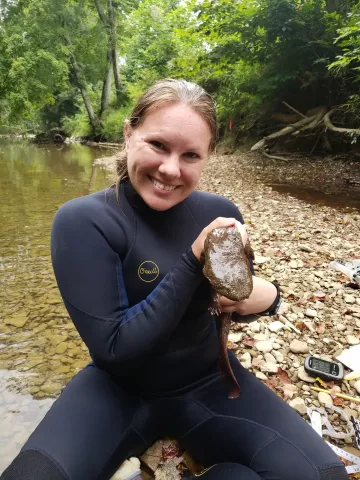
[
  {"xmin": 218, "ymin": 296, "xmax": 237, "ymax": 306},
  {"xmin": 235, "ymin": 220, "xmax": 249, "ymax": 245},
  {"xmin": 205, "ymin": 217, "xmax": 236, "ymax": 235},
  {"xmin": 221, "ymin": 305, "xmax": 237, "ymax": 313}
]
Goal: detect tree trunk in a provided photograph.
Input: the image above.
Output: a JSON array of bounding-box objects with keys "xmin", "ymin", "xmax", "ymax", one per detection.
[
  {"xmin": 325, "ymin": 0, "xmax": 349, "ymax": 14},
  {"xmin": 65, "ymin": 35, "xmax": 100, "ymax": 134},
  {"xmin": 100, "ymin": 47, "xmax": 112, "ymax": 116},
  {"xmin": 107, "ymin": 0, "xmax": 121, "ymax": 103}
]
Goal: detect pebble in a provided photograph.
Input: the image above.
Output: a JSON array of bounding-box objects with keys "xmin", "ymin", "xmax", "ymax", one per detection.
[
  {"xmin": 228, "ymin": 333, "xmax": 243, "ymax": 343},
  {"xmin": 289, "ymin": 340, "xmax": 309, "ymax": 354},
  {"xmin": 305, "ymin": 309, "xmax": 317, "ymax": 318},
  {"xmin": 255, "ymin": 372, "xmax": 268, "ymax": 381},
  {"xmin": 255, "ymin": 340, "xmax": 273, "ymax": 353},
  {"xmin": 318, "ymin": 392, "xmax": 333, "ymax": 406},
  {"xmin": 272, "ymin": 350, "xmax": 284, "ymax": 363},
  {"xmin": 289, "ymin": 397, "xmax": 307, "ymax": 415},
  {"xmin": 264, "ymin": 353, "xmax": 277, "ymax": 364},
  {"xmin": 354, "ymin": 380, "xmax": 360, "ymax": 395},
  {"xmin": 239, "ymin": 352, "xmax": 252, "ymax": 369},
  {"xmin": 297, "ymin": 367, "xmax": 317, "ymax": 383},
  {"xmin": 345, "ymin": 295, "xmax": 356, "ymax": 304},
  {"xmin": 336, "ymin": 324, "xmax": 346, "ymax": 331},
  {"xmin": 346, "ymin": 335, "xmax": 360, "ymax": 346},
  {"xmin": 260, "ymin": 362, "xmax": 279, "ymax": 374}
]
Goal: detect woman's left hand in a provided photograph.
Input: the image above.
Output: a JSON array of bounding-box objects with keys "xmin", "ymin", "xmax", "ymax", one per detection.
[{"xmin": 218, "ymin": 276, "xmax": 278, "ymax": 315}]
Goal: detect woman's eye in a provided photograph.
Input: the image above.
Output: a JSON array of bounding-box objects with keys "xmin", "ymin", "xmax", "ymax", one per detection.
[
  {"xmin": 185, "ymin": 152, "xmax": 199, "ymax": 160},
  {"xmin": 150, "ymin": 141, "xmax": 164, "ymax": 149}
]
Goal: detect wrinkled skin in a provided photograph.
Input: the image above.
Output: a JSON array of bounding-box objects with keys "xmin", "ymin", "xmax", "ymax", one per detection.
[{"xmin": 202, "ymin": 225, "xmax": 254, "ymax": 399}]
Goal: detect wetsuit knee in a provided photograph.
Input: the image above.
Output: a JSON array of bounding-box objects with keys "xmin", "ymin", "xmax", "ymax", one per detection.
[{"xmin": 1, "ymin": 450, "xmax": 67, "ymax": 480}]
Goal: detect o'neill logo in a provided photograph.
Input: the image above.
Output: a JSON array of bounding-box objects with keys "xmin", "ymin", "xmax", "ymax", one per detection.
[{"xmin": 138, "ymin": 261, "xmax": 159, "ymax": 283}]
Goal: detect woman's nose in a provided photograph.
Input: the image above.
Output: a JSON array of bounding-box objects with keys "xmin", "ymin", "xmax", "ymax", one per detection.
[{"xmin": 158, "ymin": 154, "xmax": 181, "ymax": 179}]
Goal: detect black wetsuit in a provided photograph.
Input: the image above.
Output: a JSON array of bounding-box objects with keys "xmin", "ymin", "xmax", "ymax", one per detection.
[{"xmin": 1, "ymin": 182, "xmax": 347, "ymax": 480}]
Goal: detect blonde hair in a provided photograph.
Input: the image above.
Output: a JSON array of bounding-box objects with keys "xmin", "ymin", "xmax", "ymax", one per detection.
[{"xmin": 114, "ymin": 78, "xmax": 218, "ymax": 194}]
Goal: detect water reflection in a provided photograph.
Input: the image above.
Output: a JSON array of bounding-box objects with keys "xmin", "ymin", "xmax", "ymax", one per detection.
[{"xmin": 0, "ymin": 139, "xmax": 113, "ymax": 472}]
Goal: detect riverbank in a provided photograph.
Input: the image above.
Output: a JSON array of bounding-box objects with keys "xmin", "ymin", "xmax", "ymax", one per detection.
[{"xmin": 96, "ymin": 151, "xmax": 360, "ymax": 461}]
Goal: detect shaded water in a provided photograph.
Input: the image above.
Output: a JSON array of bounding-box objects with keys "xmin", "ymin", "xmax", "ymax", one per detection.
[
  {"xmin": 0, "ymin": 140, "xmax": 112, "ymax": 472},
  {"xmin": 269, "ymin": 183, "xmax": 360, "ymax": 212}
]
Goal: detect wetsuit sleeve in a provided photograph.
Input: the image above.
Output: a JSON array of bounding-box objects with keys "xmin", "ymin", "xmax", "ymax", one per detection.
[{"xmin": 51, "ymin": 199, "xmax": 204, "ymax": 367}]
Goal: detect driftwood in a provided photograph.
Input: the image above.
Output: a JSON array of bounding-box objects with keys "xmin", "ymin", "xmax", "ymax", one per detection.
[{"xmin": 252, "ymin": 106, "xmax": 360, "ymax": 157}]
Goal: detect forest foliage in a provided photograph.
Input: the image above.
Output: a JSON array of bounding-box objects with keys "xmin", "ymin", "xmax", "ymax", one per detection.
[{"xmin": 1, "ymin": 0, "xmax": 360, "ymax": 146}]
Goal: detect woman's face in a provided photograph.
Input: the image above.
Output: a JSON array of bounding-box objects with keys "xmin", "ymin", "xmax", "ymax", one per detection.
[{"xmin": 125, "ymin": 102, "xmax": 212, "ymax": 211}]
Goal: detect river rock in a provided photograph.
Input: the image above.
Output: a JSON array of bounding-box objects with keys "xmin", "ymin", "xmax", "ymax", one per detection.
[
  {"xmin": 255, "ymin": 340, "xmax": 273, "ymax": 353},
  {"xmin": 354, "ymin": 380, "xmax": 360, "ymax": 395},
  {"xmin": 318, "ymin": 392, "xmax": 333, "ymax": 406},
  {"xmin": 260, "ymin": 362, "xmax": 279, "ymax": 374},
  {"xmin": 264, "ymin": 353, "xmax": 277, "ymax": 364},
  {"xmin": 297, "ymin": 366, "xmax": 316, "ymax": 383},
  {"xmin": 5, "ymin": 311, "xmax": 28, "ymax": 328},
  {"xmin": 289, "ymin": 397, "xmax": 307, "ymax": 415},
  {"xmin": 228, "ymin": 332, "xmax": 243, "ymax": 343},
  {"xmin": 290, "ymin": 340, "xmax": 309, "ymax": 354},
  {"xmin": 239, "ymin": 352, "xmax": 251, "ymax": 369},
  {"xmin": 346, "ymin": 335, "xmax": 360, "ymax": 345},
  {"xmin": 273, "ymin": 350, "xmax": 284, "ymax": 363},
  {"xmin": 344, "ymin": 295, "xmax": 356, "ymax": 304}
]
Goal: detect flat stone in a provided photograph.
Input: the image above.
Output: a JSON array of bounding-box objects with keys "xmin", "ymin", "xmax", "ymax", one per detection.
[
  {"xmin": 336, "ymin": 324, "xmax": 346, "ymax": 331},
  {"xmin": 260, "ymin": 362, "xmax": 279, "ymax": 374},
  {"xmin": 354, "ymin": 380, "xmax": 360, "ymax": 395},
  {"xmin": 264, "ymin": 353, "xmax": 277, "ymax": 364},
  {"xmin": 297, "ymin": 366, "xmax": 317, "ymax": 383},
  {"xmin": 255, "ymin": 340, "xmax": 273, "ymax": 353},
  {"xmin": 239, "ymin": 352, "xmax": 251, "ymax": 369},
  {"xmin": 5, "ymin": 311, "xmax": 28, "ymax": 328},
  {"xmin": 345, "ymin": 295, "xmax": 356, "ymax": 304},
  {"xmin": 273, "ymin": 350, "xmax": 284, "ymax": 363},
  {"xmin": 290, "ymin": 339, "xmax": 309, "ymax": 354},
  {"xmin": 305, "ymin": 309, "xmax": 317, "ymax": 318},
  {"xmin": 55, "ymin": 342, "xmax": 68, "ymax": 354},
  {"xmin": 347, "ymin": 335, "xmax": 360, "ymax": 346},
  {"xmin": 255, "ymin": 372, "xmax": 268, "ymax": 381},
  {"xmin": 228, "ymin": 333, "xmax": 243, "ymax": 343},
  {"xmin": 253, "ymin": 333, "xmax": 268, "ymax": 341},
  {"xmin": 289, "ymin": 397, "xmax": 307, "ymax": 415},
  {"xmin": 318, "ymin": 392, "xmax": 333, "ymax": 406}
]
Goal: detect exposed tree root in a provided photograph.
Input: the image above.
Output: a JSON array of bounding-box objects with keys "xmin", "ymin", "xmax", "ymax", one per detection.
[{"xmin": 252, "ymin": 107, "xmax": 360, "ymax": 157}]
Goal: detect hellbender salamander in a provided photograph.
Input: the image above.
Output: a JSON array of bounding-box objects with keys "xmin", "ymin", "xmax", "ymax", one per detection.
[{"xmin": 202, "ymin": 224, "xmax": 254, "ymax": 399}]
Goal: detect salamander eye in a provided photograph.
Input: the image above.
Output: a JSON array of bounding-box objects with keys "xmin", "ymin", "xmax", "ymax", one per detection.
[{"xmin": 150, "ymin": 141, "xmax": 165, "ymax": 150}]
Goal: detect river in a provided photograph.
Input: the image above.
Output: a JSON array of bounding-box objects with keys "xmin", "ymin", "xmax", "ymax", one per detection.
[{"xmin": 0, "ymin": 139, "xmax": 113, "ymax": 473}]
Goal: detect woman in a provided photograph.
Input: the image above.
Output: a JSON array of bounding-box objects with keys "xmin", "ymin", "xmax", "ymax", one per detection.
[{"xmin": 2, "ymin": 79, "xmax": 347, "ymax": 480}]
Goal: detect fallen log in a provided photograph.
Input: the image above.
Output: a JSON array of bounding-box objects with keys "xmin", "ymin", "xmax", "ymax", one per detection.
[{"xmin": 251, "ymin": 114, "xmax": 318, "ymax": 151}]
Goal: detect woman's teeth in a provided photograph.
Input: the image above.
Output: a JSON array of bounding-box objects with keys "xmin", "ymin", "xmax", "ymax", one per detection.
[{"xmin": 151, "ymin": 178, "xmax": 177, "ymax": 191}]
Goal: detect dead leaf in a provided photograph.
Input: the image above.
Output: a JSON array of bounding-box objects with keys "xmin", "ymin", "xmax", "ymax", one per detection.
[{"xmin": 333, "ymin": 397, "xmax": 345, "ymax": 407}]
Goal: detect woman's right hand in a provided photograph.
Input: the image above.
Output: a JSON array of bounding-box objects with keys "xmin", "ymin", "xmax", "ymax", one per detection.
[{"xmin": 192, "ymin": 217, "xmax": 247, "ymax": 262}]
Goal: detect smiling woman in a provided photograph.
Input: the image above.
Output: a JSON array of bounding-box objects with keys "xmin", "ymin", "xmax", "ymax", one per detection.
[{"xmin": 1, "ymin": 79, "xmax": 347, "ymax": 480}]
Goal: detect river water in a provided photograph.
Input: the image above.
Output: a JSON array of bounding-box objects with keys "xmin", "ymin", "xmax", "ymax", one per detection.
[{"xmin": 0, "ymin": 139, "xmax": 112, "ymax": 473}]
